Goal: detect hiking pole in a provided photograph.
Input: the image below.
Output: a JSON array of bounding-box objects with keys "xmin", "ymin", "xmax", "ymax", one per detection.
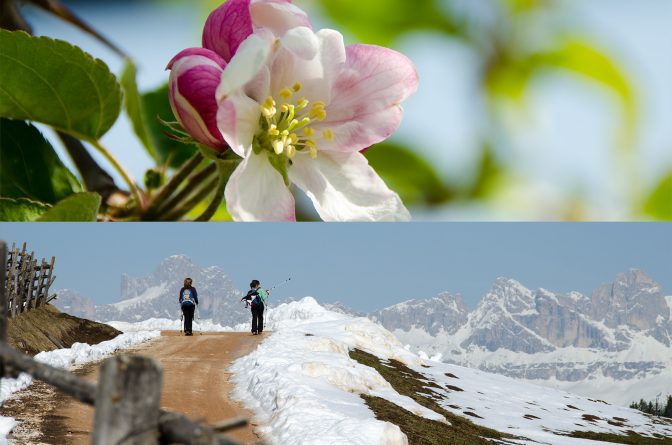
[
  {"xmin": 180, "ymin": 310, "xmax": 183, "ymax": 334},
  {"xmin": 268, "ymin": 277, "xmax": 291, "ymax": 292}
]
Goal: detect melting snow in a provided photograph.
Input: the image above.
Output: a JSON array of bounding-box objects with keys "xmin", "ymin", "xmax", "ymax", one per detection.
[
  {"xmin": 232, "ymin": 297, "xmax": 672, "ymax": 444},
  {"xmin": 0, "ymin": 331, "xmax": 159, "ymax": 440}
]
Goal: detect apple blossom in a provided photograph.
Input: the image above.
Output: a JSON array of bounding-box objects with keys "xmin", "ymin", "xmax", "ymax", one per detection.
[{"xmin": 167, "ymin": 0, "xmax": 418, "ymax": 221}]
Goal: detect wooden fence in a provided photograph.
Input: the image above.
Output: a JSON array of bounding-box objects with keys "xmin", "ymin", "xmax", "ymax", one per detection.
[
  {"xmin": 0, "ymin": 241, "xmax": 255, "ymax": 445},
  {"xmin": 5, "ymin": 242, "xmax": 56, "ymax": 317}
]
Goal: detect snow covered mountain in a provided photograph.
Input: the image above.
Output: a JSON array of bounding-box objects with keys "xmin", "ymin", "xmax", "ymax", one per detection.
[
  {"xmin": 231, "ymin": 297, "xmax": 672, "ymax": 444},
  {"xmin": 54, "ymin": 255, "xmax": 249, "ymax": 325},
  {"xmin": 374, "ymin": 269, "xmax": 672, "ymax": 405}
]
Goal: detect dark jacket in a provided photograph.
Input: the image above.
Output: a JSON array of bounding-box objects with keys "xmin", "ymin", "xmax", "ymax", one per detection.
[
  {"xmin": 242, "ymin": 288, "xmax": 268, "ymax": 306},
  {"xmin": 179, "ymin": 286, "xmax": 198, "ymax": 306}
]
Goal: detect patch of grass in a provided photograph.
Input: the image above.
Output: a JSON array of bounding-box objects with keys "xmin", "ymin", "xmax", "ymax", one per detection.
[
  {"xmin": 523, "ymin": 414, "xmax": 540, "ymax": 420},
  {"xmin": 444, "ymin": 372, "xmax": 459, "ymax": 379},
  {"xmin": 7, "ymin": 305, "xmax": 120, "ymax": 355},
  {"xmin": 565, "ymin": 430, "xmax": 672, "ymax": 445},
  {"xmin": 349, "ymin": 349, "xmax": 519, "ymax": 445},
  {"xmin": 582, "ymin": 414, "xmax": 602, "ymax": 422}
]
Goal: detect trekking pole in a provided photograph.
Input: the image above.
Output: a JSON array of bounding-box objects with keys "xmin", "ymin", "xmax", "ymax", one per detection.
[
  {"xmin": 268, "ymin": 277, "xmax": 291, "ymax": 292},
  {"xmin": 180, "ymin": 310, "xmax": 183, "ymax": 334}
]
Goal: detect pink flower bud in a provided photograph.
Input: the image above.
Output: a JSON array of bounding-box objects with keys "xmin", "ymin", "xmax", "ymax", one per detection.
[
  {"xmin": 167, "ymin": 48, "xmax": 228, "ymax": 151},
  {"xmin": 202, "ymin": 0, "xmax": 311, "ymax": 62}
]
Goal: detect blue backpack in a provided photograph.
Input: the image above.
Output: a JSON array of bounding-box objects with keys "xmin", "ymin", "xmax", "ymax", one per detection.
[{"xmin": 181, "ymin": 288, "xmax": 195, "ymax": 306}]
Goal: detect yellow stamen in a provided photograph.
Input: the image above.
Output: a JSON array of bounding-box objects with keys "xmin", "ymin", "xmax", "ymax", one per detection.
[
  {"xmin": 268, "ymin": 124, "xmax": 279, "ymax": 136},
  {"xmin": 289, "ymin": 133, "xmax": 299, "ymax": 145},
  {"xmin": 279, "ymin": 87, "xmax": 293, "ymax": 99},
  {"xmin": 280, "ymin": 103, "xmax": 290, "ymax": 113},
  {"xmin": 309, "ymin": 145, "xmax": 318, "ymax": 159},
  {"xmin": 296, "ymin": 98, "xmax": 309, "ymax": 109},
  {"xmin": 303, "ymin": 127, "xmax": 314, "ymax": 137},
  {"xmin": 292, "ymin": 82, "xmax": 302, "ymax": 92},
  {"xmin": 322, "ymin": 129, "xmax": 333, "ymax": 141},
  {"xmin": 272, "ymin": 140, "xmax": 285, "ymax": 155},
  {"xmin": 286, "ymin": 145, "xmax": 296, "ymax": 158},
  {"xmin": 287, "ymin": 119, "xmax": 300, "ymax": 131}
]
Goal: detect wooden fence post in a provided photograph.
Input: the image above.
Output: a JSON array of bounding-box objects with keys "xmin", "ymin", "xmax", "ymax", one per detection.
[
  {"xmin": 1, "ymin": 241, "xmax": 7, "ymax": 376},
  {"xmin": 34, "ymin": 260, "xmax": 47, "ymax": 308},
  {"xmin": 43, "ymin": 256, "xmax": 55, "ymax": 305},
  {"xmin": 91, "ymin": 355, "xmax": 163, "ymax": 445}
]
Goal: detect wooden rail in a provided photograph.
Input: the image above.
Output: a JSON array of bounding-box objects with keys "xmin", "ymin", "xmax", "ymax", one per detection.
[{"xmin": 0, "ymin": 241, "xmax": 257, "ymax": 445}]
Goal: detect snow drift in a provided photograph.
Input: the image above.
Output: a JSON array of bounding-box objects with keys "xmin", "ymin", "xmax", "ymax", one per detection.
[{"xmin": 232, "ymin": 297, "xmax": 672, "ymax": 445}]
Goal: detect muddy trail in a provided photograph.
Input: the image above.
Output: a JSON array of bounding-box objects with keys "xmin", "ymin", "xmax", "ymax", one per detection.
[{"xmin": 2, "ymin": 331, "xmax": 265, "ymax": 444}]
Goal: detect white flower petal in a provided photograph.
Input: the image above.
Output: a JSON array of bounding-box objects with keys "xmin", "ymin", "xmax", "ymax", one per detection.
[
  {"xmin": 280, "ymin": 26, "xmax": 319, "ymax": 60},
  {"xmin": 225, "ymin": 151, "xmax": 296, "ymax": 221},
  {"xmin": 288, "ymin": 151, "xmax": 410, "ymax": 221},
  {"xmin": 269, "ymin": 28, "xmax": 345, "ymax": 103},
  {"xmin": 216, "ymin": 32, "xmax": 272, "ymax": 100},
  {"xmin": 217, "ymin": 90, "xmax": 261, "ymax": 157},
  {"xmin": 250, "ymin": 0, "xmax": 311, "ymax": 36}
]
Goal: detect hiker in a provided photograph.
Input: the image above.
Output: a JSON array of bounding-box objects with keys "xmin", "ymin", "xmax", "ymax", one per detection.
[
  {"xmin": 179, "ymin": 277, "xmax": 198, "ymax": 336},
  {"xmin": 241, "ymin": 279, "xmax": 269, "ymax": 335}
]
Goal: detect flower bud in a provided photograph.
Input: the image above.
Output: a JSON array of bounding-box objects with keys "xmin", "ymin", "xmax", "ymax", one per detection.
[{"xmin": 167, "ymin": 48, "xmax": 228, "ymax": 151}]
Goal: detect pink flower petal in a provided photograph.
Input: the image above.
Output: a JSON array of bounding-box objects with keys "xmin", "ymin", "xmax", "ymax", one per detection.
[
  {"xmin": 203, "ymin": 0, "xmax": 253, "ymax": 62},
  {"xmin": 168, "ymin": 48, "xmax": 227, "ymax": 150},
  {"xmin": 225, "ymin": 151, "xmax": 296, "ymax": 221},
  {"xmin": 315, "ymin": 44, "xmax": 419, "ymax": 152},
  {"xmin": 288, "ymin": 151, "xmax": 410, "ymax": 221}
]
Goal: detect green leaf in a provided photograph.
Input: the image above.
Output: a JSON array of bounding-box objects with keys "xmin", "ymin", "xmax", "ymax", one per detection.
[
  {"xmin": 0, "ymin": 197, "xmax": 50, "ymax": 221},
  {"xmin": 142, "ymin": 84, "xmax": 197, "ymax": 168},
  {"xmin": 319, "ymin": 0, "xmax": 460, "ymax": 46},
  {"xmin": 364, "ymin": 142, "xmax": 454, "ymax": 205},
  {"xmin": 36, "ymin": 192, "xmax": 101, "ymax": 221},
  {"xmin": 120, "ymin": 59, "xmax": 156, "ymax": 160},
  {"xmin": 0, "ymin": 30, "xmax": 122, "ymax": 141},
  {"xmin": 0, "ymin": 118, "xmax": 82, "ymax": 203},
  {"xmin": 643, "ymin": 173, "xmax": 672, "ymax": 220}
]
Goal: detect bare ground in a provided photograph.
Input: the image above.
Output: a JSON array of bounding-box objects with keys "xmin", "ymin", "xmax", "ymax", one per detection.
[{"xmin": 2, "ymin": 331, "xmax": 265, "ymax": 444}]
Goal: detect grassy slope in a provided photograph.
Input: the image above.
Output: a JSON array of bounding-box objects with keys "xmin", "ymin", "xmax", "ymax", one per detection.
[
  {"xmin": 7, "ymin": 304, "xmax": 120, "ymax": 355},
  {"xmin": 350, "ymin": 348, "xmax": 672, "ymax": 445}
]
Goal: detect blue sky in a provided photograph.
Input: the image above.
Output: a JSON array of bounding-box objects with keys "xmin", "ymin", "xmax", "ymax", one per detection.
[{"xmin": 1, "ymin": 223, "xmax": 669, "ymax": 311}]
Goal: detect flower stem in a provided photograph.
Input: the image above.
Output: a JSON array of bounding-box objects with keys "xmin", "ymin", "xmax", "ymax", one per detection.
[
  {"xmin": 156, "ymin": 163, "xmax": 218, "ymax": 216},
  {"xmin": 159, "ymin": 176, "xmax": 220, "ymax": 221},
  {"xmin": 142, "ymin": 151, "xmax": 204, "ymax": 219},
  {"xmin": 194, "ymin": 160, "xmax": 237, "ymax": 221},
  {"xmin": 89, "ymin": 140, "xmax": 144, "ymax": 208}
]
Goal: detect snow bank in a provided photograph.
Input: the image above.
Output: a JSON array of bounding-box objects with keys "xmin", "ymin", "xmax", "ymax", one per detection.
[
  {"xmin": 0, "ymin": 330, "xmax": 160, "ymax": 440},
  {"xmin": 231, "ymin": 297, "xmax": 444, "ymax": 445},
  {"xmin": 0, "ymin": 418, "xmax": 15, "ymax": 445},
  {"xmin": 232, "ymin": 297, "xmax": 672, "ymax": 445},
  {"xmin": 107, "ymin": 317, "xmax": 234, "ymax": 332}
]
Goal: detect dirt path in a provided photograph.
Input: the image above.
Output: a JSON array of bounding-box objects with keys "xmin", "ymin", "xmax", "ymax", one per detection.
[{"xmin": 3, "ymin": 331, "xmax": 264, "ymax": 444}]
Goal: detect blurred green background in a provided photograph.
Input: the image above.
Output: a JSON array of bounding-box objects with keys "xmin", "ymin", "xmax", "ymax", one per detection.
[{"xmin": 21, "ymin": 0, "xmax": 672, "ymax": 220}]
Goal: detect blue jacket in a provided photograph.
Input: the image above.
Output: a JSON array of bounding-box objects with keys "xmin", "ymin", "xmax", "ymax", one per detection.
[{"xmin": 179, "ymin": 286, "xmax": 198, "ymax": 306}]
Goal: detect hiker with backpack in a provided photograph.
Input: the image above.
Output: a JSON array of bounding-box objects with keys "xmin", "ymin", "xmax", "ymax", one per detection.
[
  {"xmin": 179, "ymin": 277, "xmax": 198, "ymax": 336},
  {"xmin": 241, "ymin": 279, "xmax": 269, "ymax": 335}
]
